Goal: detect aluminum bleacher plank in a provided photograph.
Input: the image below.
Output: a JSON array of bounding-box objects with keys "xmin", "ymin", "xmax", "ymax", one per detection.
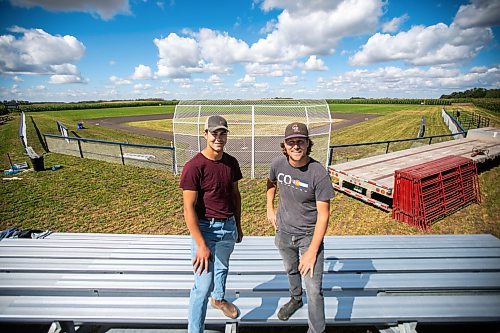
[
  {"xmin": 0, "ymin": 295, "xmax": 498, "ymax": 325},
  {"xmin": 3, "ymin": 234, "xmax": 499, "ymax": 249},
  {"xmin": 46, "ymin": 233, "xmax": 498, "ymax": 241},
  {"xmin": 1, "ymin": 257, "xmax": 499, "ymax": 274},
  {"xmin": 0, "ymin": 234, "xmax": 499, "ymax": 328},
  {"xmin": 1, "ymin": 247, "xmax": 498, "ymax": 260},
  {"xmin": 0, "ymin": 272, "xmax": 499, "ymax": 296}
]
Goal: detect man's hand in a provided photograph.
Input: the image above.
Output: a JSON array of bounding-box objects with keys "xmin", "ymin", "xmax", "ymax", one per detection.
[
  {"xmin": 267, "ymin": 208, "xmax": 277, "ymax": 230},
  {"xmin": 192, "ymin": 244, "xmax": 211, "ymax": 275},
  {"xmin": 299, "ymin": 248, "xmax": 317, "ymax": 278},
  {"xmin": 237, "ymin": 227, "xmax": 244, "ymax": 243},
  {"xmin": 266, "ymin": 179, "xmax": 277, "ymax": 230}
]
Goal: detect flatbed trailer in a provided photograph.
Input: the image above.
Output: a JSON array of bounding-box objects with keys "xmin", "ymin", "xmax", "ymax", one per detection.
[{"xmin": 329, "ymin": 127, "xmax": 500, "ymax": 210}]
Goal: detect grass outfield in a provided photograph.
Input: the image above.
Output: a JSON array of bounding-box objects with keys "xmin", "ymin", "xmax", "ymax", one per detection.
[{"xmin": 0, "ymin": 104, "xmax": 499, "ymax": 237}]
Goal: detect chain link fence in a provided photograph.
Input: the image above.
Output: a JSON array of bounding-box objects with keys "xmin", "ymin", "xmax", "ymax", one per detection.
[
  {"xmin": 44, "ymin": 134, "xmax": 175, "ymax": 171},
  {"xmin": 173, "ymin": 99, "xmax": 332, "ymax": 178}
]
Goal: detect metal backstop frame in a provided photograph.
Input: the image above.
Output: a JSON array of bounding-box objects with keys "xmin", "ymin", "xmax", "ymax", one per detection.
[{"xmin": 173, "ymin": 99, "xmax": 331, "ymax": 178}]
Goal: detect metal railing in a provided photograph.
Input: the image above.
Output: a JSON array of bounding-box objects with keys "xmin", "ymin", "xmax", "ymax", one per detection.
[
  {"xmin": 417, "ymin": 116, "xmax": 425, "ymax": 138},
  {"xmin": 442, "ymin": 108, "xmax": 467, "ymax": 135},
  {"xmin": 44, "ymin": 134, "xmax": 176, "ymax": 172},
  {"xmin": 452, "ymin": 110, "xmax": 491, "ymax": 130},
  {"xmin": 328, "ymin": 132, "xmax": 466, "ymax": 166}
]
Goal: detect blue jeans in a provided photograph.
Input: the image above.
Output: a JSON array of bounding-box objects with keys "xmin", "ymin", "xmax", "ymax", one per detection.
[
  {"xmin": 188, "ymin": 216, "xmax": 237, "ymax": 333},
  {"xmin": 275, "ymin": 229, "xmax": 325, "ymax": 333}
]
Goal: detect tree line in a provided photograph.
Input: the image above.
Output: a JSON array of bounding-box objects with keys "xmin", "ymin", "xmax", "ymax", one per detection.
[{"xmin": 440, "ymin": 88, "xmax": 500, "ymax": 99}]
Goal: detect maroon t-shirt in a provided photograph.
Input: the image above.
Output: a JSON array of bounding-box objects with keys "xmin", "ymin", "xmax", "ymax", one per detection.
[{"xmin": 179, "ymin": 152, "xmax": 243, "ymax": 219}]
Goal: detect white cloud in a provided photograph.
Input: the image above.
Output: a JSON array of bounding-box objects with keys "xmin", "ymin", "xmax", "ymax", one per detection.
[
  {"xmin": 50, "ymin": 63, "xmax": 80, "ymax": 75},
  {"xmin": 350, "ymin": 23, "xmax": 492, "ymax": 66},
  {"xmin": 0, "ymin": 26, "xmax": 85, "ymax": 82},
  {"xmin": 282, "ymin": 75, "xmax": 298, "ymax": 85},
  {"xmin": 235, "ymin": 74, "xmax": 256, "ymax": 88},
  {"xmin": 254, "ymin": 82, "xmax": 269, "ymax": 90},
  {"xmin": 454, "ymin": 0, "xmax": 500, "ymax": 28},
  {"xmin": 261, "ymin": 0, "xmax": 349, "ymax": 14},
  {"xmin": 49, "ymin": 74, "xmax": 85, "ymax": 84},
  {"xmin": 109, "ymin": 75, "xmax": 131, "ymax": 85},
  {"xmin": 382, "ymin": 14, "xmax": 409, "ymax": 33},
  {"xmin": 13, "ymin": 76, "xmax": 23, "ymax": 82},
  {"xmin": 259, "ymin": 19, "xmax": 277, "ymax": 34},
  {"xmin": 318, "ymin": 65, "xmax": 500, "ymax": 97},
  {"xmin": 172, "ymin": 78, "xmax": 191, "ymax": 84},
  {"xmin": 132, "ymin": 64, "xmax": 154, "ymax": 80},
  {"xmin": 469, "ymin": 66, "xmax": 488, "ymax": 74},
  {"xmin": 245, "ymin": 62, "xmax": 291, "ymax": 76},
  {"xmin": 154, "ymin": 33, "xmax": 201, "ymax": 78},
  {"xmin": 133, "ymin": 83, "xmax": 152, "ymax": 90},
  {"xmin": 301, "ymin": 55, "xmax": 328, "ymax": 71},
  {"xmin": 250, "ymin": 0, "xmax": 384, "ymax": 62},
  {"xmin": 198, "ymin": 28, "xmax": 250, "ymax": 65},
  {"xmin": 9, "ymin": 0, "xmax": 130, "ymax": 20},
  {"xmin": 152, "ymin": 1, "xmax": 384, "ymax": 78},
  {"xmin": 172, "ymin": 78, "xmax": 192, "ymax": 88},
  {"xmin": 207, "ymin": 74, "xmax": 224, "ymax": 85}
]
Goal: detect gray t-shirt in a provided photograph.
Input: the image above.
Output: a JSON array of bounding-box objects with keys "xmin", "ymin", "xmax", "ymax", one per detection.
[{"xmin": 269, "ymin": 155, "xmax": 335, "ymax": 235}]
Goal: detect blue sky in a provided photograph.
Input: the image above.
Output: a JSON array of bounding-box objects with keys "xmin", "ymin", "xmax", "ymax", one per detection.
[{"xmin": 0, "ymin": 0, "xmax": 499, "ymax": 102}]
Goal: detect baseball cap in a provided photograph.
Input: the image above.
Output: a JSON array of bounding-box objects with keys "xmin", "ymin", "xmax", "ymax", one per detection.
[
  {"xmin": 284, "ymin": 122, "xmax": 309, "ymax": 140},
  {"xmin": 205, "ymin": 115, "xmax": 229, "ymax": 132}
]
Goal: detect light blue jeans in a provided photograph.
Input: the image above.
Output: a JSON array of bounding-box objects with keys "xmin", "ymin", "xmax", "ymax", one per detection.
[{"xmin": 188, "ymin": 216, "xmax": 237, "ymax": 333}]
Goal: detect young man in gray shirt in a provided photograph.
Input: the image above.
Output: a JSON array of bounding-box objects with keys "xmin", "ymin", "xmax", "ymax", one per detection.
[{"xmin": 266, "ymin": 122, "xmax": 335, "ymax": 333}]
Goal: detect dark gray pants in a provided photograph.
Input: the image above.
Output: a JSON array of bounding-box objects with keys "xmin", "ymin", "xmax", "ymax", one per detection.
[{"xmin": 275, "ymin": 230, "xmax": 325, "ymax": 333}]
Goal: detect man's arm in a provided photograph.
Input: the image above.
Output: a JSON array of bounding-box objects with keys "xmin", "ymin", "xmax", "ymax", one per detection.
[
  {"xmin": 183, "ymin": 190, "xmax": 211, "ymax": 275},
  {"xmin": 266, "ymin": 179, "xmax": 278, "ymax": 230},
  {"xmin": 233, "ymin": 181, "xmax": 243, "ymax": 243},
  {"xmin": 298, "ymin": 200, "xmax": 330, "ymax": 277}
]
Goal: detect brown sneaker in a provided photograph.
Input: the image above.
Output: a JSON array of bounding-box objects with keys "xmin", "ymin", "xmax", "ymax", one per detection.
[{"xmin": 210, "ymin": 298, "xmax": 238, "ymax": 319}]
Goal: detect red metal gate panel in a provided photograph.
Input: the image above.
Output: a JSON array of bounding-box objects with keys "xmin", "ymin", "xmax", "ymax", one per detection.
[{"xmin": 392, "ymin": 155, "xmax": 481, "ymax": 230}]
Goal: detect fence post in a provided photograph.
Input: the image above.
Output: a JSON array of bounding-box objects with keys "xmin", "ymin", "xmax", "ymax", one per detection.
[
  {"xmin": 119, "ymin": 144, "xmax": 125, "ymax": 165},
  {"xmin": 77, "ymin": 139, "xmax": 84, "ymax": 158},
  {"xmin": 429, "ymin": 137, "xmax": 433, "ymax": 145},
  {"xmin": 328, "ymin": 147, "xmax": 334, "ymax": 166},
  {"xmin": 385, "ymin": 142, "xmax": 390, "ymax": 154},
  {"xmin": 172, "ymin": 147, "xmax": 176, "ymax": 174},
  {"xmin": 251, "ymin": 105, "xmax": 255, "ymax": 179}
]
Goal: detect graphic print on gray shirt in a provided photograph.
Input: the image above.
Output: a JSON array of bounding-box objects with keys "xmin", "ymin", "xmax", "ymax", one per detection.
[{"xmin": 269, "ymin": 155, "xmax": 335, "ymax": 235}]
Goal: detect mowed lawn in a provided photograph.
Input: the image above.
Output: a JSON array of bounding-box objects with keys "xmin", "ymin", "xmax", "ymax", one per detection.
[{"xmin": 0, "ymin": 104, "xmax": 499, "ymax": 237}]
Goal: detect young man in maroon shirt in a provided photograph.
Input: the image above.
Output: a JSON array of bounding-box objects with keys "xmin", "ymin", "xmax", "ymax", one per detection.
[{"xmin": 180, "ymin": 115, "xmax": 243, "ymax": 333}]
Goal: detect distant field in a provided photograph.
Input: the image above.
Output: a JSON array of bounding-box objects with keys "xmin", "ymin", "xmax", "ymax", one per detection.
[
  {"xmin": 43, "ymin": 105, "xmax": 173, "ymax": 120},
  {"xmin": 1, "ymin": 104, "xmax": 498, "ymax": 237},
  {"xmin": 329, "ymin": 104, "xmax": 423, "ymax": 114}
]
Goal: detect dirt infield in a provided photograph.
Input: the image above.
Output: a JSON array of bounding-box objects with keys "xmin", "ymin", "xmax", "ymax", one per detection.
[
  {"xmin": 87, "ymin": 114, "xmax": 173, "ymax": 140},
  {"xmin": 87, "ymin": 112, "xmax": 378, "ymax": 140}
]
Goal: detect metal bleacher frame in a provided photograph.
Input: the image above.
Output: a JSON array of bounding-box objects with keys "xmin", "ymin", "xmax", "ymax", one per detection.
[{"xmin": 0, "ymin": 233, "xmax": 499, "ymax": 333}]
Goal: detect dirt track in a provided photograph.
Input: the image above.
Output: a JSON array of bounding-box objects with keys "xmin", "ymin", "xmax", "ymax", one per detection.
[{"xmin": 87, "ymin": 113, "xmax": 378, "ymax": 140}]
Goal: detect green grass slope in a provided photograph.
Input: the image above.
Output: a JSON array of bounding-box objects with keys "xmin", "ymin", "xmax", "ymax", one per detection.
[{"xmin": 0, "ymin": 104, "xmax": 498, "ymax": 236}]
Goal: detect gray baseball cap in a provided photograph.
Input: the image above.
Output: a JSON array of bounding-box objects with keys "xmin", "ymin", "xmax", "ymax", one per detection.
[{"xmin": 205, "ymin": 115, "xmax": 229, "ymax": 132}]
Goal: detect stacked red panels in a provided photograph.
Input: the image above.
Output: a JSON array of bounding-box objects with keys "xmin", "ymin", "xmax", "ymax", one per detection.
[{"xmin": 392, "ymin": 155, "xmax": 480, "ymax": 230}]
